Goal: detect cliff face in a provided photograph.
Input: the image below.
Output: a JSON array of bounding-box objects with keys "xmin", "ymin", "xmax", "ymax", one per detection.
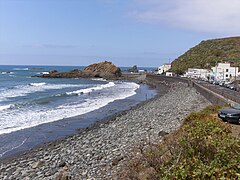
[{"xmin": 171, "ymin": 36, "xmax": 240, "ymax": 74}]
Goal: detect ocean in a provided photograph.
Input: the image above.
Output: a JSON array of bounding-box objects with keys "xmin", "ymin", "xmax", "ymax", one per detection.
[{"xmin": 0, "ymin": 65, "xmax": 157, "ymax": 159}]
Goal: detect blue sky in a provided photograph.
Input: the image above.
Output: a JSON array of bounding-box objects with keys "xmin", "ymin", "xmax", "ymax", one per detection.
[{"xmin": 0, "ymin": 0, "xmax": 239, "ymax": 67}]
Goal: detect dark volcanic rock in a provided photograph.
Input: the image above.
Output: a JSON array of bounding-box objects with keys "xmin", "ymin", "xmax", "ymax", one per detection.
[
  {"xmin": 49, "ymin": 70, "xmax": 58, "ymax": 74},
  {"xmin": 40, "ymin": 61, "xmax": 121, "ymax": 79},
  {"xmin": 70, "ymin": 69, "xmax": 82, "ymax": 73},
  {"xmin": 125, "ymin": 65, "xmax": 138, "ymax": 73},
  {"xmin": 42, "ymin": 71, "xmax": 82, "ymax": 78},
  {"xmin": 30, "ymin": 68, "xmax": 44, "ymax": 70}
]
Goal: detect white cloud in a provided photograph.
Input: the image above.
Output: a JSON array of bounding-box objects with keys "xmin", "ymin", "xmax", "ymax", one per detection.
[{"xmin": 131, "ymin": 0, "xmax": 240, "ymax": 35}]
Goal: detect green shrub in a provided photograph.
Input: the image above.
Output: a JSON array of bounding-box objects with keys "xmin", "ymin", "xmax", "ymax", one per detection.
[
  {"xmin": 122, "ymin": 106, "xmax": 240, "ymax": 179},
  {"xmin": 171, "ymin": 37, "xmax": 240, "ymax": 73}
]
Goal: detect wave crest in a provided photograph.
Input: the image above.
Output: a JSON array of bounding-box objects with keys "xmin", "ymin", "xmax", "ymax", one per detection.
[
  {"xmin": 0, "ymin": 83, "xmax": 84, "ymax": 102},
  {"xmin": 65, "ymin": 82, "xmax": 115, "ymax": 96},
  {"xmin": 0, "ymin": 82, "xmax": 140, "ymax": 135}
]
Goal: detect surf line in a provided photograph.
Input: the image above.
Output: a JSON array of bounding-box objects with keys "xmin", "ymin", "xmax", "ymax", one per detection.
[{"xmin": 0, "ymin": 137, "xmax": 28, "ymax": 158}]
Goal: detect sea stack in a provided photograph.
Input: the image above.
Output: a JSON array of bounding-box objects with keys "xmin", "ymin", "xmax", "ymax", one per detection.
[{"xmin": 83, "ymin": 61, "xmax": 121, "ymax": 78}]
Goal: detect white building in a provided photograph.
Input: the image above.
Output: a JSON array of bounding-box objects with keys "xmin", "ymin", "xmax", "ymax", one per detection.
[
  {"xmin": 186, "ymin": 68, "xmax": 211, "ymax": 80},
  {"xmin": 211, "ymin": 62, "xmax": 239, "ymax": 80},
  {"xmin": 166, "ymin": 72, "xmax": 174, "ymax": 76},
  {"xmin": 157, "ymin": 64, "xmax": 171, "ymax": 74}
]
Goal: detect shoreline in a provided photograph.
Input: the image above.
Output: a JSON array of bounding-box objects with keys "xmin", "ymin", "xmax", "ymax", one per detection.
[
  {"xmin": 0, "ymin": 79, "xmax": 211, "ymax": 179},
  {"xmin": 0, "ymin": 82, "xmax": 165, "ymax": 164},
  {"xmin": 0, "ymin": 79, "xmax": 158, "ymax": 161},
  {"xmin": 0, "ymin": 75, "xmax": 163, "ymax": 161}
]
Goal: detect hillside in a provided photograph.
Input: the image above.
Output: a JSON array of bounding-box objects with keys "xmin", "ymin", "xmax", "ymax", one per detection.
[{"xmin": 171, "ymin": 36, "xmax": 240, "ymax": 74}]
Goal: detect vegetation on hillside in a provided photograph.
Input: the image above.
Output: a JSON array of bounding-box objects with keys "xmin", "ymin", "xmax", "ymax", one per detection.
[
  {"xmin": 120, "ymin": 106, "xmax": 240, "ymax": 179},
  {"xmin": 171, "ymin": 37, "xmax": 240, "ymax": 74}
]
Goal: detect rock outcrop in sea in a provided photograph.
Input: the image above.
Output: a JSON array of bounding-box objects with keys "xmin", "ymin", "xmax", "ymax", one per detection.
[
  {"xmin": 125, "ymin": 65, "xmax": 138, "ymax": 73},
  {"xmin": 41, "ymin": 61, "xmax": 121, "ymax": 79},
  {"xmin": 83, "ymin": 61, "xmax": 121, "ymax": 78}
]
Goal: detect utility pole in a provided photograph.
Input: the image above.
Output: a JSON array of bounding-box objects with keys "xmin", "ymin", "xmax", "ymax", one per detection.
[
  {"xmin": 215, "ymin": 61, "xmax": 217, "ymax": 80},
  {"xmin": 235, "ymin": 66, "xmax": 237, "ymax": 81},
  {"xmin": 223, "ymin": 68, "xmax": 224, "ymax": 80}
]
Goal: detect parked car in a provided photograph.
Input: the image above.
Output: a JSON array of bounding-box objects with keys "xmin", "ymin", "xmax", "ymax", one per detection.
[
  {"xmin": 224, "ymin": 83, "xmax": 230, "ymax": 88},
  {"xmin": 228, "ymin": 84, "xmax": 235, "ymax": 90},
  {"xmin": 218, "ymin": 104, "xmax": 240, "ymax": 124},
  {"xmin": 219, "ymin": 80, "xmax": 230, "ymax": 86},
  {"xmin": 219, "ymin": 81, "xmax": 224, "ymax": 86},
  {"xmin": 213, "ymin": 80, "xmax": 219, "ymax": 85},
  {"xmin": 227, "ymin": 83, "xmax": 239, "ymax": 91},
  {"xmin": 208, "ymin": 79, "xmax": 214, "ymax": 84}
]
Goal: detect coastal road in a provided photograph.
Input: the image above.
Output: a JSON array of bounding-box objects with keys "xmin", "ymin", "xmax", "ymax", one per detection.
[{"xmin": 197, "ymin": 81, "xmax": 240, "ymax": 104}]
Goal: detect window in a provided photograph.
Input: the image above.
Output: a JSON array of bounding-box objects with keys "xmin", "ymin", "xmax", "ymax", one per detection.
[
  {"xmin": 226, "ymin": 69, "xmax": 229, "ymax": 72},
  {"xmin": 226, "ymin": 74, "xmax": 228, "ymax": 77}
]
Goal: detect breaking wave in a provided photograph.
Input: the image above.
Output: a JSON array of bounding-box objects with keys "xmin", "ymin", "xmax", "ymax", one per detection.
[
  {"xmin": 0, "ymin": 82, "xmax": 140, "ymax": 135},
  {"xmin": 65, "ymin": 82, "xmax": 115, "ymax": 96},
  {"xmin": 0, "ymin": 83, "xmax": 84, "ymax": 102}
]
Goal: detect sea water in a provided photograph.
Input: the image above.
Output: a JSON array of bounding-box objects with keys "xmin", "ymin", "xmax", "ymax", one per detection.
[{"xmin": 0, "ymin": 65, "xmax": 156, "ymax": 159}]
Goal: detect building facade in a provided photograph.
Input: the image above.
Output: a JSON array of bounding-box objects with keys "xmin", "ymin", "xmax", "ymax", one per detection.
[
  {"xmin": 157, "ymin": 64, "xmax": 171, "ymax": 74},
  {"xmin": 186, "ymin": 68, "xmax": 211, "ymax": 80},
  {"xmin": 211, "ymin": 62, "xmax": 239, "ymax": 80},
  {"xmin": 166, "ymin": 72, "xmax": 174, "ymax": 76}
]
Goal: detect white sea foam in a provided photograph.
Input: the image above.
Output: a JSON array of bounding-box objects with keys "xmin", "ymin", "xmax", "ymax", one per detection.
[
  {"xmin": 41, "ymin": 72, "xmax": 49, "ymax": 75},
  {"xmin": 1, "ymin": 72, "xmax": 14, "ymax": 74},
  {"xmin": 13, "ymin": 68, "xmax": 29, "ymax": 71},
  {"xmin": 91, "ymin": 78, "xmax": 107, "ymax": 82},
  {"xmin": 0, "ymin": 83, "xmax": 84, "ymax": 102},
  {"xmin": 37, "ymin": 72, "xmax": 49, "ymax": 75},
  {"xmin": 0, "ymin": 138, "xmax": 28, "ymax": 158},
  {"xmin": 65, "ymin": 82, "xmax": 115, "ymax": 95},
  {"xmin": 29, "ymin": 82, "xmax": 47, "ymax": 86},
  {"xmin": 0, "ymin": 82, "xmax": 140, "ymax": 135},
  {"xmin": 0, "ymin": 104, "xmax": 12, "ymax": 111}
]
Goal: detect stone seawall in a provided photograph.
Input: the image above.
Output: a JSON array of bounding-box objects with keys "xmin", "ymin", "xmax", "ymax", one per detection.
[{"xmin": 147, "ymin": 74, "xmax": 232, "ymax": 106}]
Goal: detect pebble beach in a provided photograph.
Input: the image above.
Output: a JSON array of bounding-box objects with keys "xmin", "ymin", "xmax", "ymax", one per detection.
[{"xmin": 0, "ymin": 82, "xmax": 211, "ymax": 179}]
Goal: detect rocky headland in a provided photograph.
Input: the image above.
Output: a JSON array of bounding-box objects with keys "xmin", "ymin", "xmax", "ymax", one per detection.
[
  {"xmin": 0, "ymin": 81, "xmax": 211, "ymax": 179},
  {"xmin": 41, "ymin": 61, "xmax": 122, "ymax": 79}
]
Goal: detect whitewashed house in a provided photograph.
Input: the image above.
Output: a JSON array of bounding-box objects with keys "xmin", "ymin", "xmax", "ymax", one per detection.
[
  {"xmin": 157, "ymin": 64, "xmax": 171, "ymax": 74},
  {"xmin": 211, "ymin": 62, "xmax": 239, "ymax": 80},
  {"xmin": 166, "ymin": 72, "xmax": 174, "ymax": 76},
  {"xmin": 186, "ymin": 68, "xmax": 211, "ymax": 80}
]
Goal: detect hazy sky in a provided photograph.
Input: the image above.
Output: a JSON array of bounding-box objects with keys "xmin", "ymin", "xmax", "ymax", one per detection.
[{"xmin": 0, "ymin": 0, "xmax": 239, "ymax": 67}]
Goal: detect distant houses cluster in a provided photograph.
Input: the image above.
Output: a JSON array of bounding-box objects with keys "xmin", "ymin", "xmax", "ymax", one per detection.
[{"xmin": 157, "ymin": 62, "xmax": 240, "ymax": 82}]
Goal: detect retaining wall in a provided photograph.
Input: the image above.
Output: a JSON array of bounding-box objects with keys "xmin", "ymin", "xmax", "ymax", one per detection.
[{"xmin": 147, "ymin": 74, "xmax": 234, "ymax": 106}]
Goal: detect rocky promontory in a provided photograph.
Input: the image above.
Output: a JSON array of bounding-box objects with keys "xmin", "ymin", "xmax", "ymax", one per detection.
[
  {"xmin": 83, "ymin": 61, "xmax": 121, "ymax": 78},
  {"xmin": 41, "ymin": 61, "xmax": 121, "ymax": 79}
]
